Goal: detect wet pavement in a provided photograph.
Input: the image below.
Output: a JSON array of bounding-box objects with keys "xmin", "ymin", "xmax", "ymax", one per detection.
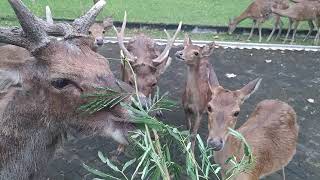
[{"xmin": 48, "ymin": 43, "xmax": 320, "ymax": 180}]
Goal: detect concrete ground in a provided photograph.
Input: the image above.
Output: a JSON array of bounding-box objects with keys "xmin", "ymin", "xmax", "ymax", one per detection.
[{"xmin": 47, "ymin": 43, "xmax": 320, "ymax": 180}]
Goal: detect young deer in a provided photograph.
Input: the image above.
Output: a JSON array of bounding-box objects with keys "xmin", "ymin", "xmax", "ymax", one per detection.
[
  {"xmin": 272, "ymin": 0, "xmax": 320, "ymax": 44},
  {"xmin": 228, "ymin": 0, "xmax": 289, "ymax": 42},
  {"xmin": 175, "ymin": 35, "xmax": 219, "ymax": 151},
  {"xmin": 206, "ymin": 77, "xmax": 299, "ymax": 180}
]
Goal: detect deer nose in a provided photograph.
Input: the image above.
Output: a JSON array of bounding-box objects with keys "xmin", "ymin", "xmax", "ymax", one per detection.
[
  {"xmin": 207, "ymin": 137, "xmax": 224, "ymax": 151},
  {"xmin": 95, "ymin": 38, "xmax": 104, "ymax": 46},
  {"xmin": 175, "ymin": 51, "xmax": 183, "ymax": 59}
]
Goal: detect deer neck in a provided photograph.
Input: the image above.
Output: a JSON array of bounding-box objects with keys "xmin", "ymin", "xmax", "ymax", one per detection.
[
  {"xmin": 233, "ymin": 11, "xmax": 249, "ymax": 25},
  {"xmin": 186, "ymin": 62, "xmax": 201, "ymax": 89}
]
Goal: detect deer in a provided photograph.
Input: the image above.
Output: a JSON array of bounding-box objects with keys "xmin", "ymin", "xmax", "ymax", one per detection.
[
  {"xmin": 206, "ymin": 75, "xmax": 299, "ymax": 179},
  {"xmin": 228, "ymin": 0, "xmax": 289, "ymax": 42},
  {"xmin": 272, "ymin": 0, "xmax": 320, "ymax": 44},
  {"xmin": 175, "ymin": 35, "xmax": 219, "ymax": 152},
  {"xmin": 44, "ymin": 0, "xmax": 114, "ymax": 48},
  {"xmin": 113, "ymin": 12, "xmax": 182, "ymax": 112},
  {"xmin": 0, "ymin": 0, "xmax": 136, "ymax": 179}
]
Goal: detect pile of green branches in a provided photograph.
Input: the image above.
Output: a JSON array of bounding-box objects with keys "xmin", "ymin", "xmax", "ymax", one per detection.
[{"xmin": 80, "ymin": 53, "xmax": 255, "ymax": 180}]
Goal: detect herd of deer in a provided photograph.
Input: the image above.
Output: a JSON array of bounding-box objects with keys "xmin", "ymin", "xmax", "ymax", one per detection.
[
  {"xmin": 0, "ymin": 0, "xmax": 299, "ymax": 180},
  {"xmin": 229, "ymin": 0, "xmax": 320, "ymax": 44}
]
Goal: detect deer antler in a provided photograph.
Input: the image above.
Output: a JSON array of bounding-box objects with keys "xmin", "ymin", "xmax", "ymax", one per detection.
[
  {"xmin": 0, "ymin": 0, "xmax": 107, "ymax": 51},
  {"xmin": 152, "ymin": 21, "xmax": 182, "ymax": 64},
  {"xmin": 46, "ymin": 6, "xmax": 53, "ymax": 25},
  {"xmin": 113, "ymin": 11, "xmax": 137, "ymax": 62},
  {"xmin": 8, "ymin": 0, "xmax": 50, "ymax": 49},
  {"xmin": 73, "ymin": 0, "xmax": 106, "ymax": 34}
]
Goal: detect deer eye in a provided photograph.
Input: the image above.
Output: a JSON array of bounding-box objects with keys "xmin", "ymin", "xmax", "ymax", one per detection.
[
  {"xmin": 88, "ymin": 31, "xmax": 92, "ymax": 35},
  {"xmin": 51, "ymin": 78, "xmax": 72, "ymax": 89},
  {"xmin": 128, "ymin": 81, "xmax": 134, "ymax": 86},
  {"xmin": 194, "ymin": 51, "xmax": 199, "ymax": 56},
  {"xmin": 102, "ymin": 30, "xmax": 106, "ymax": 34},
  {"xmin": 207, "ymin": 105, "xmax": 212, "ymax": 112},
  {"xmin": 151, "ymin": 83, "xmax": 157, "ymax": 87},
  {"xmin": 233, "ymin": 111, "xmax": 240, "ymax": 117}
]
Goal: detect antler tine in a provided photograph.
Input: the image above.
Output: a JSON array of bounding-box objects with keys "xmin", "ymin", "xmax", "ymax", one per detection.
[
  {"xmin": 46, "ymin": 6, "xmax": 54, "ymax": 25},
  {"xmin": 8, "ymin": 0, "xmax": 49, "ymax": 47},
  {"xmin": 113, "ymin": 11, "xmax": 136, "ymax": 62},
  {"xmin": 0, "ymin": 27, "xmax": 30, "ymax": 48},
  {"xmin": 153, "ymin": 21, "xmax": 182, "ymax": 63},
  {"xmin": 73, "ymin": 0, "xmax": 106, "ymax": 34}
]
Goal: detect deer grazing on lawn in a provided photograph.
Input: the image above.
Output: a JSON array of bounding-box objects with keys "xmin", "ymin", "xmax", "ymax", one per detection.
[
  {"xmin": 272, "ymin": 0, "xmax": 320, "ymax": 44},
  {"xmin": 228, "ymin": 0, "xmax": 289, "ymax": 42},
  {"xmin": 0, "ymin": 0, "xmax": 135, "ymax": 179},
  {"xmin": 113, "ymin": 12, "xmax": 182, "ymax": 109},
  {"xmin": 206, "ymin": 76, "xmax": 299, "ymax": 180},
  {"xmin": 175, "ymin": 35, "xmax": 219, "ymax": 151}
]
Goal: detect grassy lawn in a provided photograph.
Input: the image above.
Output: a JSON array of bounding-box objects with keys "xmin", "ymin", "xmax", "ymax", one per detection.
[
  {"xmin": 0, "ymin": 0, "xmax": 311, "ymax": 28},
  {"xmin": 0, "ymin": 0, "xmax": 314, "ymax": 44}
]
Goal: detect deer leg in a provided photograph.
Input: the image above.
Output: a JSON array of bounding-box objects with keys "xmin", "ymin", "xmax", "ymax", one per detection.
[
  {"xmin": 247, "ymin": 20, "xmax": 256, "ymax": 41},
  {"xmin": 258, "ymin": 21, "xmax": 263, "ymax": 42},
  {"xmin": 314, "ymin": 18, "xmax": 320, "ymax": 45},
  {"xmin": 284, "ymin": 18, "xmax": 293, "ymax": 43},
  {"xmin": 185, "ymin": 109, "xmax": 193, "ymax": 131},
  {"xmin": 291, "ymin": 21, "xmax": 300, "ymax": 44},
  {"xmin": 304, "ymin": 20, "xmax": 314, "ymax": 41},
  {"xmin": 267, "ymin": 16, "xmax": 280, "ymax": 42},
  {"xmin": 275, "ymin": 18, "xmax": 283, "ymax": 40},
  {"xmin": 190, "ymin": 113, "xmax": 202, "ymax": 152}
]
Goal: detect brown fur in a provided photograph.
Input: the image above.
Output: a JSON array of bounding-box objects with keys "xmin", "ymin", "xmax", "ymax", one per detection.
[
  {"xmin": 0, "ymin": 1, "xmax": 133, "ymax": 178},
  {"xmin": 207, "ymin": 78, "xmax": 299, "ymax": 180},
  {"xmin": 175, "ymin": 35, "xmax": 219, "ymax": 151},
  {"xmin": 122, "ymin": 34, "xmax": 170, "ymax": 98},
  {"xmin": 272, "ymin": 1, "xmax": 320, "ymax": 44},
  {"xmin": 229, "ymin": 0, "xmax": 289, "ymax": 42}
]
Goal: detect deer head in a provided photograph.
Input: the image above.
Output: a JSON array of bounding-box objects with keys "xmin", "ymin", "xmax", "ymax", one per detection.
[
  {"xmin": 90, "ymin": 0, "xmax": 113, "ymax": 47},
  {"xmin": 0, "ymin": 0, "xmax": 132, "ymax": 142},
  {"xmin": 114, "ymin": 12, "xmax": 182, "ymax": 104},
  {"xmin": 206, "ymin": 77, "xmax": 262, "ymax": 151},
  {"xmin": 175, "ymin": 34, "xmax": 218, "ymax": 65},
  {"xmin": 89, "ymin": 16, "xmax": 113, "ymax": 47},
  {"xmin": 228, "ymin": 18, "xmax": 237, "ymax": 35}
]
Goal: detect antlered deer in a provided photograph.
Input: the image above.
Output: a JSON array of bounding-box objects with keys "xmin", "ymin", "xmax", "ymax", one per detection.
[
  {"xmin": 206, "ymin": 76, "xmax": 299, "ymax": 179},
  {"xmin": 113, "ymin": 12, "xmax": 182, "ymax": 108},
  {"xmin": 44, "ymin": 0, "xmax": 113, "ymax": 48},
  {"xmin": 175, "ymin": 35, "xmax": 219, "ymax": 151},
  {"xmin": 228, "ymin": 0, "xmax": 289, "ymax": 42},
  {"xmin": 0, "ymin": 0, "xmax": 134, "ymax": 179}
]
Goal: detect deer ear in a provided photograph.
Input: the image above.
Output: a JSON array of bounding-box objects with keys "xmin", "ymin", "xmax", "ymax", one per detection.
[
  {"xmin": 184, "ymin": 34, "xmax": 192, "ymax": 47},
  {"xmin": 103, "ymin": 16, "xmax": 113, "ymax": 29},
  {"xmin": 0, "ymin": 69, "xmax": 21, "ymax": 93},
  {"xmin": 238, "ymin": 78, "xmax": 262, "ymax": 101},
  {"xmin": 202, "ymin": 42, "xmax": 218, "ymax": 57},
  {"xmin": 207, "ymin": 64, "xmax": 220, "ymax": 95}
]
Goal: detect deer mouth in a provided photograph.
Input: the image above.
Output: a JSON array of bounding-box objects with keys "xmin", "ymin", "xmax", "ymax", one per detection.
[{"xmin": 175, "ymin": 52, "xmax": 185, "ymax": 61}]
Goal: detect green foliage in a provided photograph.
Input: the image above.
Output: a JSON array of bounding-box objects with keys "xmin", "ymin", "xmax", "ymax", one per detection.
[{"xmin": 81, "ymin": 54, "xmax": 255, "ymax": 179}]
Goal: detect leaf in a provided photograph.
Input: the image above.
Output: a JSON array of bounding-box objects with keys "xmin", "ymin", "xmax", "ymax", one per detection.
[
  {"xmin": 141, "ymin": 160, "xmax": 151, "ymax": 179},
  {"xmin": 98, "ymin": 151, "xmax": 108, "ymax": 163},
  {"xmin": 196, "ymin": 134, "xmax": 205, "ymax": 151},
  {"xmin": 122, "ymin": 158, "xmax": 136, "ymax": 172},
  {"xmin": 106, "ymin": 158, "xmax": 120, "ymax": 172},
  {"xmin": 82, "ymin": 163, "xmax": 120, "ymax": 180},
  {"xmin": 214, "ymin": 166, "xmax": 221, "ymax": 174}
]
